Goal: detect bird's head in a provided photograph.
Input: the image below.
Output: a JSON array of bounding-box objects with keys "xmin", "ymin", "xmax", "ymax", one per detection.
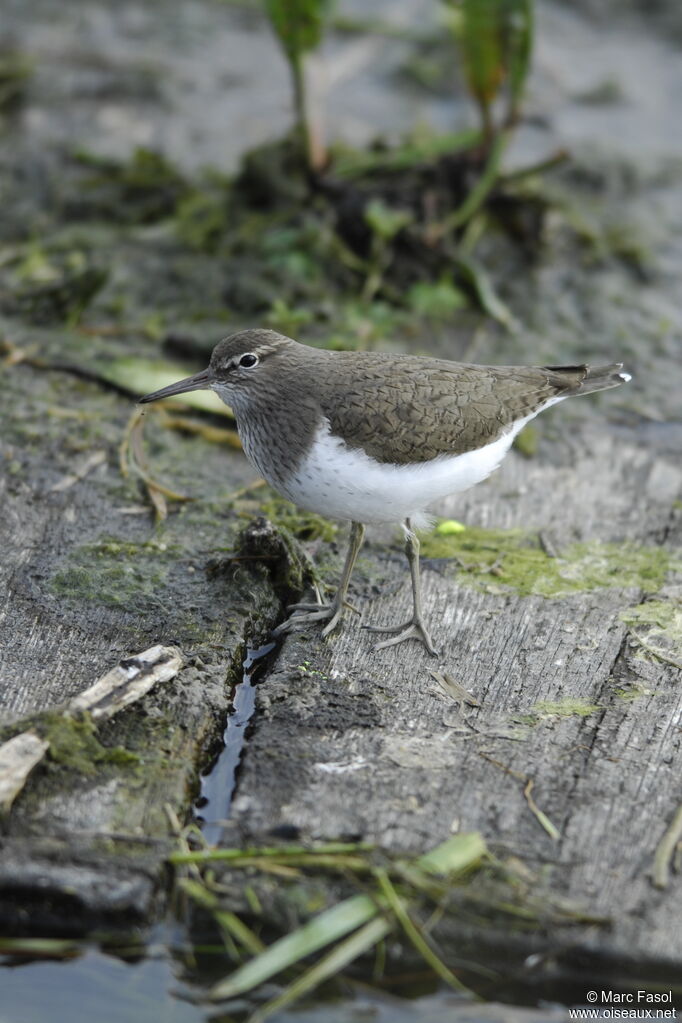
[{"xmin": 138, "ymin": 329, "xmax": 295, "ymax": 412}]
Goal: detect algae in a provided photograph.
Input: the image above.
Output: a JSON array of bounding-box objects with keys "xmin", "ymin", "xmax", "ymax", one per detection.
[
  {"xmin": 259, "ymin": 495, "xmax": 337, "ymax": 543},
  {"xmin": 420, "ymin": 524, "xmax": 673, "ymax": 598},
  {"xmin": 620, "ymin": 598, "xmax": 682, "ymax": 664},
  {"xmin": 49, "ymin": 536, "xmax": 174, "ymax": 610},
  {"xmin": 522, "ymin": 698, "xmax": 602, "ymax": 725},
  {"xmin": 69, "ymin": 146, "xmax": 190, "ymax": 224},
  {"xmin": 40, "ymin": 713, "xmax": 139, "ymax": 776}
]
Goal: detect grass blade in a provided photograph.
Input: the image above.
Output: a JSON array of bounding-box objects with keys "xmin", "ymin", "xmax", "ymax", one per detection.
[
  {"xmin": 416, "ymin": 833, "xmax": 487, "ymax": 876},
  {"xmin": 209, "ymin": 893, "xmax": 379, "ymax": 1001},
  {"xmin": 169, "ymin": 841, "xmax": 373, "ymax": 864},
  {"xmin": 523, "ymin": 779, "xmax": 560, "ymax": 841},
  {"xmin": 247, "ymin": 916, "xmax": 391, "ymax": 1023},
  {"xmin": 180, "ymin": 879, "xmax": 266, "ymax": 957},
  {"xmin": 451, "ymin": 252, "xmax": 519, "ymax": 331},
  {"xmin": 374, "ymin": 868, "xmax": 474, "ymax": 996}
]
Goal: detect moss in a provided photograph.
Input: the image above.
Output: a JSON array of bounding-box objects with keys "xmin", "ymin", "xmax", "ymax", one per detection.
[
  {"xmin": 420, "ymin": 524, "xmax": 673, "ymax": 598},
  {"xmin": 260, "ymin": 496, "xmax": 337, "ymax": 543},
  {"xmin": 522, "ymin": 698, "xmax": 602, "ymax": 725},
  {"xmin": 70, "ymin": 146, "xmax": 190, "ymax": 223},
  {"xmin": 613, "ymin": 684, "xmax": 652, "ymax": 702},
  {"xmin": 49, "ymin": 536, "xmax": 175, "ymax": 609},
  {"xmin": 40, "ymin": 713, "xmax": 139, "ymax": 776},
  {"xmin": 620, "ymin": 599, "xmax": 682, "ymax": 660}
]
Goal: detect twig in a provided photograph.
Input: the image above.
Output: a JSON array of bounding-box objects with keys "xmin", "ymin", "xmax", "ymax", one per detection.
[
  {"xmin": 160, "ymin": 412, "xmax": 241, "ymax": 449},
  {"xmin": 223, "ymin": 478, "xmax": 268, "ymax": 502},
  {"xmin": 49, "ymin": 450, "xmax": 107, "ymax": 492},
  {"xmin": 119, "ymin": 407, "xmax": 190, "ymax": 520},
  {"xmin": 523, "ymin": 779, "xmax": 560, "ymax": 842},
  {"xmin": 429, "ymin": 670, "xmax": 481, "ymax": 707},
  {"xmin": 652, "ymin": 803, "xmax": 682, "ymax": 889},
  {"xmin": 479, "ymin": 753, "xmax": 560, "ymax": 840}
]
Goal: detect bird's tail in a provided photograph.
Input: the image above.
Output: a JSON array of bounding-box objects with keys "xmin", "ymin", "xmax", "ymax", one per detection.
[{"xmin": 544, "ymin": 362, "xmax": 631, "ymax": 396}]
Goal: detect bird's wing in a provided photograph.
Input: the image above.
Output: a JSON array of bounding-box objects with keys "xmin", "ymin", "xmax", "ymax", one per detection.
[{"xmin": 321, "ymin": 357, "xmax": 589, "ymax": 464}]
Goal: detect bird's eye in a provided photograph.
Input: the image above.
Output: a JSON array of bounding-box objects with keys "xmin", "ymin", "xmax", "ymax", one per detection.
[{"xmin": 239, "ymin": 353, "xmax": 258, "ymax": 369}]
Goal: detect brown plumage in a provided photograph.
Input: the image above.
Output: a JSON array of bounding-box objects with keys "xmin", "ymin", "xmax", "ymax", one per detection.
[
  {"xmin": 319, "ymin": 355, "xmax": 624, "ymax": 463},
  {"xmin": 204, "ymin": 330, "xmax": 628, "ymax": 467}
]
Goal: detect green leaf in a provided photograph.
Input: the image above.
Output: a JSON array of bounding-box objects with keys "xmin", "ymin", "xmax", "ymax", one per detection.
[
  {"xmin": 416, "ymin": 833, "xmax": 487, "ymax": 876},
  {"xmin": 181, "ymin": 880, "xmax": 265, "ymax": 956},
  {"xmin": 406, "ymin": 279, "xmax": 468, "ymax": 319},
  {"xmin": 459, "ymin": 0, "xmax": 506, "ymax": 110},
  {"xmin": 364, "ymin": 199, "xmax": 413, "ymax": 242},
  {"xmin": 264, "ymin": 0, "xmax": 334, "ymax": 62},
  {"xmin": 505, "ymin": 0, "xmax": 534, "ymax": 121},
  {"xmin": 456, "ymin": 0, "xmax": 534, "ymax": 132},
  {"xmin": 209, "ymin": 892, "xmax": 379, "ymax": 1001},
  {"xmin": 248, "ymin": 916, "xmax": 391, "ymax": 1023}
]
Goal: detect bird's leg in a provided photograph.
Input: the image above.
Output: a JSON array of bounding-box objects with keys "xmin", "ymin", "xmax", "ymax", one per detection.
[
  {"xmin": 272, "ymin": 521, "xmax": 365, "ymax": 639},
  {"xmin": 364, "ymin": 519, "xmax": 438, "ymax": 656}
]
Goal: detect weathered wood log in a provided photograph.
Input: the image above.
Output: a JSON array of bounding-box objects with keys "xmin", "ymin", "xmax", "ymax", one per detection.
[
  {"xmin": 226, "ymin": 418, "xmax": 682, "ymax": 979},
  {"xmin": 0, "ymin": 374, "xmax": 285, "ymax": 929}
]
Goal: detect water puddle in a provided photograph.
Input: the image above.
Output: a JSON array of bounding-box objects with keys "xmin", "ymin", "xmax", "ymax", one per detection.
[{"xmin": 194, "ymin": 641, "xmax": 277, "ymax": 845}]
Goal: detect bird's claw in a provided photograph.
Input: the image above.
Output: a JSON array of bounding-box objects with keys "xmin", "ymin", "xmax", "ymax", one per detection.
[
  {"xmin": 363, "ymin": 618, "xmax": 439, "ymax": 656},
  {"xmin": 272, "ymin": 601, "xmax": 347, "ymax": 639}
]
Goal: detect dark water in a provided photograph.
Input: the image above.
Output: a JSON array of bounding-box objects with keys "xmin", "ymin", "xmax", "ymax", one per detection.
[
  {"xmin": 194, "ymin": 641, "xmax": 277, "ymax": 845},
  {"xmin": 0, "ymin": 939, "xmax": 202, "ymax": 1023},
  {"xmin": 0, "ymin": 941, "xmax": 572, "ymax": 1023}
]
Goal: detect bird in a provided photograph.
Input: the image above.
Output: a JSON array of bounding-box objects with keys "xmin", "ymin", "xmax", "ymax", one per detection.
[{"xmin": 138, "ymin": 328, "xmax": 630, "ymax": 655}]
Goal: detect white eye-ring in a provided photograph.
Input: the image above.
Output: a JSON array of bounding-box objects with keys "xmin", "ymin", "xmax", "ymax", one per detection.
[{"xmin": 238, "ymin": 353, "xmax": 259, "ymax": 369}]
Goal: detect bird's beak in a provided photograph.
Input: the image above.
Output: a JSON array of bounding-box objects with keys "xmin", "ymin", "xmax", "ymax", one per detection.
[{"xmin": 138, "ymin": 367, "xmax": 211, "ymax": 404}]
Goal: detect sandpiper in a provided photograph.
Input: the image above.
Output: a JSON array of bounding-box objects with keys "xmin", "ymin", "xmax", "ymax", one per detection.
[{"xmin": 139, "ymin": 329, "xmax": 630, "ymax": 654}]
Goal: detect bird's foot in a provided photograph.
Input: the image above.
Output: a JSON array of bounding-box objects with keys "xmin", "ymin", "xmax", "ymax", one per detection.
[
  {"xmin": 363, "ymin": 616, "xmax": 439, "ymax": 656},
  {"xmin": 272, "ymin": 597, "xmax": 359, "ymax": 640}
]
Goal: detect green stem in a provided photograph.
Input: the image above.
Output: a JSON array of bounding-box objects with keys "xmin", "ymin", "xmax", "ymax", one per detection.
[
  {"xmin": 290, "ymin": 53, "xmax": 312, "ymax": 171},
  {"xmin": 499, "ymin": 147, "xmax": 569, "ymax": 183},
  {"xmin": 441, "ymin": 130, "xmax": 508, "ymax": 235},
  {"xmin": 373, "ymin": 868, "xmax": 475, "ymax": 996}
]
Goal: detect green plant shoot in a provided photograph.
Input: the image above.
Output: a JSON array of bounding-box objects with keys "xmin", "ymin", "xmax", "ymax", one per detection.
[
  {"xmin": 264, "ymin": 0, "xmax": 334, "ymax": 170},
  {"xmin": 455, "ymin": 0, "xmax": 534, "ymax": 143}
]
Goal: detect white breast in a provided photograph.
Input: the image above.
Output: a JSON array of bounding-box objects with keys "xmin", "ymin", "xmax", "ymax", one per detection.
[{"xmin": 276, "ymin": 400, "xmax": 564, "ymax": 526}]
